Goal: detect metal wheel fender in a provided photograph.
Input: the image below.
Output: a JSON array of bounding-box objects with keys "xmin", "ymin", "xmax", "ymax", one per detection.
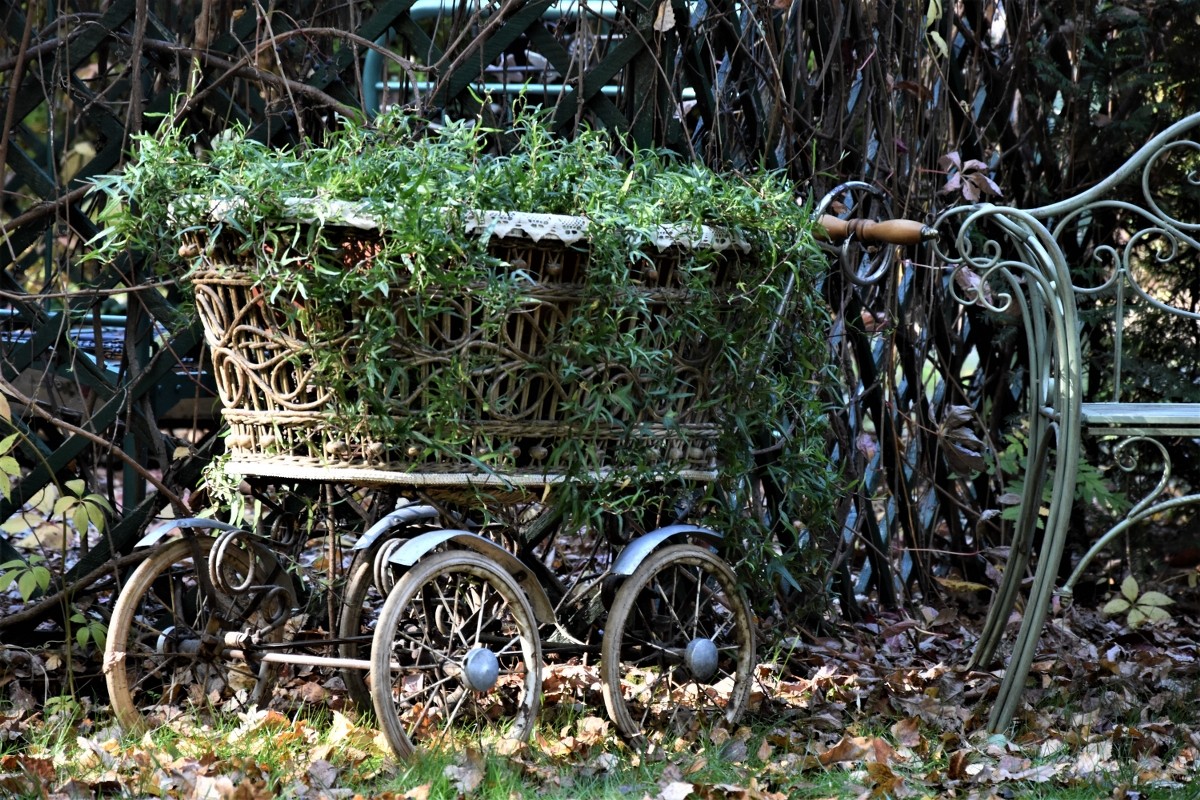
[
  {"xmin": 611, "ymin": 524, "xmax": 724, "ymax": 577},
  {"xmin": 134, "ymin": 517, "xmax": 245, "ymax": 548},
  {"xmin": 386, "ymin": 530, "xmax": 556, "ymax": 625},
  {"xmin": 350, "ymin": 503, "xmax": 439, "ymax": 551}
]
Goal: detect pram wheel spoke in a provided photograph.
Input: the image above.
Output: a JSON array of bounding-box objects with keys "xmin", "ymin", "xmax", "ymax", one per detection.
[
  {"xmin": 601, "ymin": 543, "xmax": 754, "ymax": 744},
  {"xmin": 105, "ymin": 535, "xmax": 295, "ymax": 733},
  {"xmin": 370, "ymin": 550, "xmax": 542, "ymax": 758}
]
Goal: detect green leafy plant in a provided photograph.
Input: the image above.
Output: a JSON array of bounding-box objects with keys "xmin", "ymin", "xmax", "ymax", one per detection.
[
  {"xmin": 996, "ymin": 426, "xmax": 1129, "ymax": 523},
  {"xmin": 68, "ymin": 611, "xmax": 107, "ymax": 650},
  {"xmin": 0, "ymin": 553, "xmax": 51, "ymax": 601},
  {"xmin": 0, "ymin": 394, "xmax": 22, "ymax": 499},
  {"xmin": 52, "ymin": 478, "xmax": 114, "ymax": 535},
  {"xmin": 89, "ymin": 106, "xmax": 839, "ymax": 608},
  {"xmin": 1102, "ymin": 576, "xmax": 1174, "ymax": 628}
]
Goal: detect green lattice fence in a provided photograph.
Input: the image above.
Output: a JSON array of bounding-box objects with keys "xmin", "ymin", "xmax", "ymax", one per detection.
[
  {"xmin": 0, "ymin": 0, "xmax": 812, "ymax": 628},
  {"xmin": 1, "ymin": 0, "xmax": 991, "ymax": 632}
]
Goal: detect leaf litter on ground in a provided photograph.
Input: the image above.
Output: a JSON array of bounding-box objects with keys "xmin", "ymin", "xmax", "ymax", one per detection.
[{"xmin": 5, "ymin": 562, "xmax": 1200, "ymax": 797}]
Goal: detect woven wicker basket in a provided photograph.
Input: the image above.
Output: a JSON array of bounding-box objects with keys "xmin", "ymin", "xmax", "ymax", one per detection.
[{"xmin": 191, "ymin": 208, "xmax": 751, "ymax": 483}]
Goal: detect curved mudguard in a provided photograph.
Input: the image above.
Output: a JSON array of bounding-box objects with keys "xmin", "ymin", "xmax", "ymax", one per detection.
[
  {"xmin": 611, "ymin": 524, "xmax": 724, "ymax": 577},
  {"xmin": 351, "ymin": 503, "xmax": 440, "ymax": 551},
  {"xmin": 386, "ymin": 530, "xmax": 557, "ymax": 626},
  {"xmin": 135, "ymin": 517, "xmax": 246, "ymax": 548}
]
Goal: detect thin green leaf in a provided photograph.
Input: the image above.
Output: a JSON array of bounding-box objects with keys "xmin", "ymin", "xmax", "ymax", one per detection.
[
  {"xmin": 86, "ymin": 503, "xmax": 108, "ymax": 532},
  {"xmin": 17, "ymin": 571, "xmax": 36, "ymax": 601},
  {"xmin": 1142, "ymin": 606, "xmax": 1171, "ymax": 624}
]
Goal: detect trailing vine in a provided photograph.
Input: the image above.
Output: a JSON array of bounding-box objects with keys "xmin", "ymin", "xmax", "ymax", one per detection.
[{"xmin": 90, "ymin": 107, "xmax": 838, "ymax": 607}]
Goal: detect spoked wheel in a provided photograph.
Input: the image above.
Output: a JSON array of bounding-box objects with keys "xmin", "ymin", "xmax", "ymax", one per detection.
[
  {"xmin": 338, "ymin": 534, "xmax": 411, "ymax": 712},
  {"xmin": 370, "ymin": 550, "xmax": 542, "ymax": 758},
  {"xmin": 339, "ymin": 546, "xmax": 383, "ymax": 712},
  {"xmin": 105, "ymin": 535, "xmax": 295, "ymax": 733},
  {"xmin": 601, "ymin": 544, "xmax": 755, "ymax": 743}
]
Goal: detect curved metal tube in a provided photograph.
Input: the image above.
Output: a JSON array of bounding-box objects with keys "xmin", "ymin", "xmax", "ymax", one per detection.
[
  {"xmin": 386, "ymin": 529, "xmax": 557, "ymax": 624},
  {"xmin": 610, "ymin": 524, "xmax": 723, "ymax": 576},
  {"xmin": 933, "ymin": 110, "xmax": 1200, "ymax": 733}
]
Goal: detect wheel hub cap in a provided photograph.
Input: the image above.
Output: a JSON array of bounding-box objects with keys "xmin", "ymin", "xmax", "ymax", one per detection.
[
  {"xmin": 685, "ymin": 638, "xmax": 719, "ymax": 682},
  {"xmin": 463, "ymin": 647, "xmax": 500, "ymax": 692}
]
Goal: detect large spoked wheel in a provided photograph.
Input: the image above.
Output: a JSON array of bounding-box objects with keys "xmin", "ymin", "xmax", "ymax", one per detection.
[
  {"xmin": 370, "ymin": 550, "xmax": 542, "ymax": 758},
  {"xmin": 105, "ymin": 535, "xmax": 294, "ymax": 734},
  {"xmin": 338, "ymin": 536, "xmax": 404, "ymax": 712},
  {"xmin": 601, "ymin": 544, "xmax": 755, "ymax": 742}
]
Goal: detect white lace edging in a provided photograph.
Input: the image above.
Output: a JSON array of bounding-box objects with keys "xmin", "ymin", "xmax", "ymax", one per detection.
[{"xmin": 178, "ymin": 196, "xmax": 750, "ymax": 252}]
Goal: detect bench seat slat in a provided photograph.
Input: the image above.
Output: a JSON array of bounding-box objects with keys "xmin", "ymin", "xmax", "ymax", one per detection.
[{"xmin": 1081, "ymin": 402, "xmax": 1200, "ymax": 433}]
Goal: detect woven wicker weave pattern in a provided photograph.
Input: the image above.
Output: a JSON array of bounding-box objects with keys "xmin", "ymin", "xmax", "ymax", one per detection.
[{"xmin": 193, "ymin": 222, "xmax": 744, "ymax": 479}]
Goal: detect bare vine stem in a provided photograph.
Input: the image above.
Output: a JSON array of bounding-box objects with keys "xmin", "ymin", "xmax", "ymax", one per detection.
[
  {"xmin": 0, "ymin": 377, "xmax": 190, "ymax": 516},
  {"xmin": 114, "ymin": 35, "xmax": 359, "ymax": 119},
  {"xmin": 0, "ymin": 6, "xmax": 36, "ymax": 205},
  {"xmin": 0, "ymin": 550, "xmax": 148, "ymax": 632}
]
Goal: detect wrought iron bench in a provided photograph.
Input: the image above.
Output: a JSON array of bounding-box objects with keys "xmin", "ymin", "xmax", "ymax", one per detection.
[{"xmin": 935, "ymin": 111, "xmax": 1200, "ymax": 732}]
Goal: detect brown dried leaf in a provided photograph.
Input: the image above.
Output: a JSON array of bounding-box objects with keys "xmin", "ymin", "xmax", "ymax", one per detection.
[
  {"xmin": 935, "ymin": 576, "xmax": 991, "ymax": 593},
  {"xmin": 938, "ymin": 405, "xmax": 987, "ymax": 474},
  {"xmin": 230, "ymin": 709, "xmax": 289, "ymax": 742},
  {"xmin": 866, "ymin": 761, "xmax": 903, "ymax": 796},
  {"xmin": 294, "ymin": 680, "xmax": 330, "ymax": 705},
  {"xmin": 305, "ymin": 759, "xmax": 339, "ymax": 791},
  {"xmin": 402, "ymin": 784, "xmax": 432, "ymax": 800},
  {"xmin": 890, "ymin": 717, "xmax": 922, "ymax": 748},
  {"xmin": 445, "ymin": 748, "xmax": 486, "ymax": 794},
  {"xmin": 818, "ymin": 735, "xmax": 871, "ymax": 765},
  {"xmin": 576, "ymin": 716, "xmax": 609, "ymax": 746},
  {"xmin": 657, "ymin": 780, "xmax": 695, "ymax": 800},
  {"xmin": 947, "ymin": 749, "xmax": 972, "ymax": 780}
]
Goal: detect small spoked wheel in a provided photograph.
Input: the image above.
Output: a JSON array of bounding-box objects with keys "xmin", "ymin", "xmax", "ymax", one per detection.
[
  {"xmin": 601, "ymin": 544, "xmax": 755, "ymax": 742},
  {"xmin": 104, "ymin": 535, "xmax": 294, "ymax": 733},
  {"xmin": 370, "ymin": 550, "xmax": 542, "ymax": 758}
]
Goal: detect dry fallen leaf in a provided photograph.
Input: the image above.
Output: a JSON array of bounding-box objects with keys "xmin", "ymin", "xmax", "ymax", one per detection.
[
  {"xmin": 866, "ymin": 761, "xmax": 903, "ymax": 796},
  {"xmin": 657, "ymin": 779, "xmax": 694, "ymax": 800},
  {"xmin": 305, "ymin": 759, "xmax": 339, "ymax": 791},
  {"xmin": 445, "ymin": 748, "xmax": 486, "ymax": 794},
  {"xmin": 576, "ymin": 716, "xmax": 609, "ymax": 746},
  {"xmin": 890, "ymin": 717, "xmax": 922, "ymax": 748},
  {"xmin": 818, "ymin": 735, "xmax": 870, "ymax": 765}
]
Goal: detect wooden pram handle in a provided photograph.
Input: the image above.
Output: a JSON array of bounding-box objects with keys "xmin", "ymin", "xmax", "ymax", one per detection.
[{"xmin": 816, "ymin": 214, "xmax": 937, "ymax": 246}]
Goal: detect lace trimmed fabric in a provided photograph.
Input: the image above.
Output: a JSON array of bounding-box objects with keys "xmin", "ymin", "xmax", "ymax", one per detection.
[
  {"xmin": 182, "ymin": 196, "xmax": 750, "ymax": 252},
  {"xmin": 464, "ymin": 210, "xmax": 750, "ymax": 253}
]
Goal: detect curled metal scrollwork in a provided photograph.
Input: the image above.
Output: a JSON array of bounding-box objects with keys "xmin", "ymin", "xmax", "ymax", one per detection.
[
  {"xmin": 936, "ymin": 111, "xmax": 1200, "ymax": 735},
  {"xmin": 208, "ymin": 528, "xmax": 292, "ymax": 634}
]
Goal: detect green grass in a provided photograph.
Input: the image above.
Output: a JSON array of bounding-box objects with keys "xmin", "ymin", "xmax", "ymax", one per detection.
[{"xmin": 1, "ymin": 701, "xmax": 1193, "ymax": 800}]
